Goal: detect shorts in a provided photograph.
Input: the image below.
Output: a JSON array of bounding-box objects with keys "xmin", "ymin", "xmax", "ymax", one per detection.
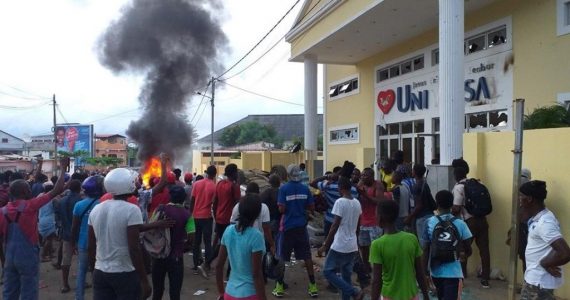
[
  {"xmin": 215, "ymin": 223, "xmax": 230, "ymax": 238},
  {"xmin": 521, "ymin": 282, "xmax": 555, "ymax": 300},
  {"xmin": 358, "ymin": 226, "xmax": 383, "ymax": 247},
  {"xmin": 224, "ymin": 293, "xmax": 259, "ymax": 300},
  {"xmin": 61, "ymin": 241, "xmax": 73, "ymax": 266},
  {"xmin": 277, "ymin": 227, "xmax": 312, "ymax": 262},
  {"xmin": 381, "ymin": 296, "xmax": 418, "ymax": 300}
]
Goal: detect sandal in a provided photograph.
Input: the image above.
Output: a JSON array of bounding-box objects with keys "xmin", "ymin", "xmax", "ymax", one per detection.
[{"xmin": 61, "ymin": 286, "xmax": 71, "ymax": 293}]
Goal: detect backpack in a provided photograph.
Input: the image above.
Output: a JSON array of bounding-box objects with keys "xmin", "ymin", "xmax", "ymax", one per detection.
[
  {"xmin": 142, "ymin": 205, "xmax": 171, "ymax": 259},
  {"xmin": 430, "ymin": 216, "xmax": 460, "ymax": 263},
  {"xmin": 462, "ymin": 178, "xmax": 492, "ymax": 217}
]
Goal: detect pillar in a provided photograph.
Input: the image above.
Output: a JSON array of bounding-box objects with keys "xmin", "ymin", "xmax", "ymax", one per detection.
[
  {"xmin": 304, "ymin": 55, "xmax": 318, "ymax": 178},
  {"xmin": 438, "ymin": 0, "xmax": 464, "ymax": 165}
]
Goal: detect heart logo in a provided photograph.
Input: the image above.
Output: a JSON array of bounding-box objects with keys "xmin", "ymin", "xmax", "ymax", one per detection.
[{"xmin": 377, "ymin": 90, "xmax": 395, "ymax": 114}]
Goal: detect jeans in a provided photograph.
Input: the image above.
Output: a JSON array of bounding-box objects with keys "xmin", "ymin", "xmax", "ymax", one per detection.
[
  {"xmin": 432, "ymin": 277, "xmax": 460, "ymax": 300},
  {"xmin": 76, "ymin": 249, "xmax": 89, "ymax": 300},
  {"xmin": 415, "ymin": 214, "xmax": 433, "ymax": 248},
  {"xmin": 323, "ymin": 250, "xmax": 358, "ymax": 300},
  {"xmin": 152, "ymin": 256, "xmax": 184, "ymax": 300},
  {"xmin": 464, "ymin": 217, "xmax": 490, "ymax": 280},
  {"xmin": 193, "ymin": 218, "xmax": 213, "ymax": 267},
  {"xmin": 93, "ymin": 269, "xmax": 141, "ymax": 300},
  {"xmin": 3, "ymin": 219, "xmax": 40, "ymax": 300}
]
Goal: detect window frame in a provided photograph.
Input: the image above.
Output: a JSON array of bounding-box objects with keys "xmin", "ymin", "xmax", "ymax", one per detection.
[
  {"xmin": 328, "ymin": 123, "xmax": 360, "ymax": 145},
  {"xmin": 328, "ymin": 74, "xmax": 360, "ymax": 101},
  {"xmin": 558, "ymin": 0, "xmax": 570, "ymax": 36}
]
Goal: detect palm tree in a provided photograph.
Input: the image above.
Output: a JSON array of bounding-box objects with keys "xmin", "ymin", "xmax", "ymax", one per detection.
[{"xmin": 523, "ymin": 104, "xmax": 570, "ymax": 130}]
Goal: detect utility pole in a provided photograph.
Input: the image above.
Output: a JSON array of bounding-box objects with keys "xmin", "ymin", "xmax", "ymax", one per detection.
[
  {"xmin": 52, "ymin": 94, "xmax": 57, "ymax": 173},
  {"xmin": 210, "ymin": 77, "xmax": 215, "ymax": 166}
]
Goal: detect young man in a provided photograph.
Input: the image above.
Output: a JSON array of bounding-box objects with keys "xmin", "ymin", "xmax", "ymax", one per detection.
[
  {"xmin": 260, "ymin": 174, "xmax": 281, "ymax": 240},
  {"xmin": 310, "ymin": 166, "xmax": 341, "ymax": 238},
  {"xmin": 319, "ymin": 177, "xmax": 364, "ymax": 300},
  {"xmin": 299, "ymin": 163, "xmax": 310, "ymax": 186},
  {"xmin": 190, "ymin": 165, "xmax": 217, "ymax": 273},
  {"xmin": 71, "ymin": 175, "xmax": 104, "ymax": 300},
  {"xmin": 423, "ymin": 190, "xmax": 472, "ymax": 300},
  {"xmin": 274, "ymin": 164, "xmax": 318, "ymax": 298},
  {"xmin": 392, "ymin": 171, "xmax": 411, "ymax": 231},
  {"xmin": 451, "ymin": 159, "xmax": 491, "ymax": 288},
  {"xmin": 355, "ymin": 168, "xmax": 384, "ymax": 277},
  {"xmin": 519, "ymin": 180, "xmax": 570, "ymax": 300},
  {"xmin": 1, "ymin": 157, "xmax": 69, "ymax": 300},
  {"xmin": 57, "ymin": 179, "xmax": 83, "ymax": 293},
  {"xmin": 370, "ymin": 200, "xmax": 429, "ymax": 300},
  {"xmin": 406, "ymin": 164, "xmax": 435, "ymax": 248}
]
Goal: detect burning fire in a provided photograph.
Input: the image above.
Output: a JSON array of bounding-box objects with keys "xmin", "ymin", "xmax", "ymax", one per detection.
[{"xmin": 142, "ymin": 157, "xmax": 163, "ymax": 188}]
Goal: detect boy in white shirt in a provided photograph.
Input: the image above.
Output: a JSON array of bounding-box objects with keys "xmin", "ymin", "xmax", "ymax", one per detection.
[{"xmin": 519, "ymin": 180, "xmax": 570, "ymax": 300}]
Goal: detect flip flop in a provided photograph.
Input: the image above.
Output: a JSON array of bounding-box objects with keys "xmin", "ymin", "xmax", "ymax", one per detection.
[{"xmin": 61, "ymin": 286, "xmax": 71, "ymax": 293}]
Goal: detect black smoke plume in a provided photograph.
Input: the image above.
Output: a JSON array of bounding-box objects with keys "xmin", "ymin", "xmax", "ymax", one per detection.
[{"xmin": 98, "ymin": 0, "xmax": 228, "ymax": 163}]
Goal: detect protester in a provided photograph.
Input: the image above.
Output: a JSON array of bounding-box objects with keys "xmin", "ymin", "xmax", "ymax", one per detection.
[
  {"xmin": 151, "ymin": 185, "xmax": 192, "ymax": 300},
  {"xmin": 355, "ymin": 168, "xmax": 384, "ymax": 281},
  {"xmin": 380, "ymin": 159, "xmax": 397, "ymax": 192},
  {"xmin": 215, "ymin": 194, "xmax": 267, "ymax": 300},
  {"xmin": 172, "ymin": 168, "xmax": 185, "ymax": 187},
  {"xmin": 1, "ymin": 158, "xmax": 68, "ymax": 300},
  {"xmin": 57, "ymin": 179, "xmax": 82, "ymax": 293},
  {"xmin": 319, "ymin": 177, "xmax": 364, "ymax": 300},
  {"xmin": 519, "ymin": 180, "xmax": 570, "ymax": 300},
  {"xmin": 299, "ymin": 163, "xmax": 310, "ymax": 186},
  {"xmin": 189, "ymin": 165, "xmax": 217, "ymax": 273},
  {"xmin": 369, "ymin": 200, "xmax": 429, "ymax": 300},
  {"xmin": 451, "ymin": 159, "xmax": 491, "ymax": 288},
  {"xmin": 423, "ymin": 190, "xmax": 473, "ymax": 300},
  {"xmin": 406, "ymin": 164, "xmax": 436, "ymax": 248},
  {"xmin": 350, "ymin": 168, "xmax": 361, "ymax": 186},
  {"xmin": 71, "ymin": 175, "xmax": 104, "ymax": 300},
  {"xmin": 38, "ymin": 181, "xmax": 58, "ymax": 263},
  {"xmin": 183, "ymin": 173, "xmax": 193, "ymax": 209},
  {"xmin": 260, "ymin": 174, "xmax": 281, "ymax": 240},
  {"xmin": 392, "ymin": 171, "xmax": 411, "ymax": 231},
  {"xmin": 273, "ymin": 164, "xmax": 318, "ymax": 298}
]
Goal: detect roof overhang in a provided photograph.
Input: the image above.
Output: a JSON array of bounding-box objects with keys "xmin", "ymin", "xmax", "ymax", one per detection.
[{"xmin": 288, "ymin": 0, "xmax": 497, "ymax": 65}]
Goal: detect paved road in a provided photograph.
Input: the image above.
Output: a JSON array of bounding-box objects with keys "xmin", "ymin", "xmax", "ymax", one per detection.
[{"xmin": 31, "ymin": 249, "xmax": 512, "ymax": 300}]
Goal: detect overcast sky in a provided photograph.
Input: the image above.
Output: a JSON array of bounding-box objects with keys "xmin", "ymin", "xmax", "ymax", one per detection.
[{"xmin": 0, "ymin": 0, "xmax": 323, "ymax": 142}]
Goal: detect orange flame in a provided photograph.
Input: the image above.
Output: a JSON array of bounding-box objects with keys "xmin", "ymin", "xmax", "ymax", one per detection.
[{"xmin": 142, "ymin": 157, "xmax": 162, "ymax": 188}]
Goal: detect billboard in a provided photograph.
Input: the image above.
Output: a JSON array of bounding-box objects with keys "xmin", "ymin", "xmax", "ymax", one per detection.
[{"xmin": 55, "ymin": 125, "xmax": 94, "ymax": 161}]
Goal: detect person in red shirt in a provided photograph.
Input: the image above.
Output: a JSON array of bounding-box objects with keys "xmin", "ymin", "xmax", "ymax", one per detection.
[
  {"xmin": 189, "ymin": 165, "xmax": 217, "ymax": 273},
  {"xmin": 1, "ymin": 157, "xmax": 69, "ymax": 300}
]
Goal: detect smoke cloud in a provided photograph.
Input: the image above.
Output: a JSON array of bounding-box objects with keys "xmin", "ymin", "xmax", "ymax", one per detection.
[{"xmin": 98, "ymin": 0, "xmax": 228, "ymax": 162}]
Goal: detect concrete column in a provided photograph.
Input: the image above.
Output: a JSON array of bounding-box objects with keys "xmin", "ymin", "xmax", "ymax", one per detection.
[
  {"xmin": 304, "ymin": 55, "xmax": 318, "ymax": 177},
  {"xmin": 438, "ymin": 0, "xmax": 464, "ymax": 165}
]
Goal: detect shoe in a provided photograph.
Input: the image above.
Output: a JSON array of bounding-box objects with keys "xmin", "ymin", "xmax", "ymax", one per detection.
[
  {"xmin": 308, "ymin": 282, "xmax": 318, "ymax": 298},
  {"xmin": 481, "ymin": 280, "xmax": 490, "ymax": 289},
  {"xmin": 272, "ymin": 282, "xmax": 284, "ymax": 298},
  {"xmin": 197, "ymin": 264, "xmax": 209, "ymax": 279}
]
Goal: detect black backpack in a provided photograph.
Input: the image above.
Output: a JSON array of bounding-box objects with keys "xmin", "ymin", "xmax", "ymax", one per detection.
[
  {"xmin": 462, "ymin": 178, "xmax": 492, "ymax": 217},
  {"xmin": 430, "ymin": 216, "xmax": 460, "ymax": 263}
]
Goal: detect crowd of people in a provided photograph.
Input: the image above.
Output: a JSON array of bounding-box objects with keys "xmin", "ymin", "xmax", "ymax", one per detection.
[{"xmin": 0, "ymin": 151, "xmax": 568, "ymax": 300}]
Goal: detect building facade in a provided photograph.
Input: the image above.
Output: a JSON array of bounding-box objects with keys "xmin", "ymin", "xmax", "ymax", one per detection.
[
  {"xmin": 0, "ymin": 130, "xmax": 25, "ymax": 155},
  {"xmin": 94, "ymin": 134, "xmax": 128, "ymax": 166},
  {"xmin": 286, "ymin": 0, "xmax": 570, "ymax": 171}
]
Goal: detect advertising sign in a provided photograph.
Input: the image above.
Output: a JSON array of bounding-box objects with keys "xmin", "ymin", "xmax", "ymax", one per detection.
[{"xmin": 55, "ymin": 124, "xmax": 94, "ymax": 160}]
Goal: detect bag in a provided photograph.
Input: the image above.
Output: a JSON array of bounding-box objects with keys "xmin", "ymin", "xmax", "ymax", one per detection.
[
  {"xmin": 463, "ymin": 178, "xmax": 492, "ymax": 217},
  {"xmin": 142, "ymin": 205, "xmax": 171, "ymax": 259},
  {"xmin": 430, "ymin": 216, "xmax": 460, "ymax": 263}
]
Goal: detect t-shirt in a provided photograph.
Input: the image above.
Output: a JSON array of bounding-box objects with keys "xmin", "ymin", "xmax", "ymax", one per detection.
[
  {"xmin": 160, "ymin": 204, "xmax": 191, "ymax": 258},
  {"xmin": 137, "ymin": 189, "xmax": 152, "ymax": 222},
  {"xmin": 215, "ymin": 179, "xmax": 241, "ymax": 225},
  {"xmin": 38, "ymin": 199, "xmax": 56, "ymax": 237},
  {"xmin": 149, "ymin": 188, "xmax": 170, "ymax": 216},
  {"xmin": 525, "ymin": 209, "xmax": 564, "ymax": 289},
  {"xmin": 393, "ymin": 184, "xmax": 411, "ymax": 218},
  {"xmin": 191, "ymin": 178, "xmax": 216, "ymax": 219},
  {"xmin": 369, "ymin": 231, "xmax": 422, "ymax": 299},
  {"xmin": 278, "ymin": 181, "xmax": 314, "ymax": 231},
  {"xmin": 299, "ymin": 170, "xmax": 310, "ymax": 186},
  {"xmin": 423, "ymin": 213, "xmax": 472, "ymax": 278},
  {"xmin": 330, "ymin": 197, "xmax": 362, "ymax": 253},
  {"xmin": 73, "ymin": 197, "xmax": 100, "ymax": 250},
  {"xmin": 0, "ymin": 193, "xmax": 52, "ymax": 245},
  {"xmin": 413, "ymin": 179, "xmax": 435, "ymax": 218},
  {"xmin": 380, "ymin": 170, "xmax": 395, "ymax": 192},
  {"xmin": 31, "ymin": 182, "xmax": 44, "ymax": 197},
  {"xmin": 58, "ymin": 191, "xmax": 82, "ymax": 241},
  {"xmin": 230, "ymin": 202, "xmax": 271, "ymax": 235},
  {"xmin": 221, "ymin": 225, "xmax": 265, "ymax": 298},
  {"xmin": 100, "ymin": 192, "xmax": 138, "ymax": 206},
  {"xmin": 317, "ymin": 180, "xmax": 358, "ymax": 223},
  {"xmin": 452, "ymin": 178, "xmax": 473, "ymax": 220},
  {"xmin": 359, "ymin": 183, "xmax": 379, "ymax": 227},
  {"xmin": 88, "ymin": 200, "xmax": 143, "ymax": 273},
  {"xmin": 260, "ymin": 187, "xmax": 280, "ymax": 221}
]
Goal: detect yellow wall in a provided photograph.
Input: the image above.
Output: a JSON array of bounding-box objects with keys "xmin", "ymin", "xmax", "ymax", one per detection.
[{"xmin": 463, "ymin": 127, "xmax": 570, "ymax": 298}]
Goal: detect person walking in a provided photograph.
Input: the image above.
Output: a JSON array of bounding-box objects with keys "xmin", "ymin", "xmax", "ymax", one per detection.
[
  {"xmin": 519, "ymin": 180, "xmax": 570, "ymax": 300},
  {"xmin": 57, "ymin": 179, "xmax": 82, "ymax": 293},
  {"xmin": 319, "ymin": 177, "xmax": 364, "ymax": 300}
]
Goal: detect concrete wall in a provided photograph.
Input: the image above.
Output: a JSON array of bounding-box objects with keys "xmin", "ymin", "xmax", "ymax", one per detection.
[{"xmin": 463, "ymin": 127, "xmax": 570, "ymax": 298}]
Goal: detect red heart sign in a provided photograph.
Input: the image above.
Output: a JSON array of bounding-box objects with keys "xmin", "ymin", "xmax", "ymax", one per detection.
[{"xmin": 377, "ymin": 90, "xmax": 395, "ymax": 114}]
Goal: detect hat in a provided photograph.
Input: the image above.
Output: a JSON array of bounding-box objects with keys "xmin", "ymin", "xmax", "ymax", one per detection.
[
  {"xmin": 519, "ymin": 180, "xmax": 547, "ymax": 200},
  {"xmin": 166, "ymin": 171, "xmax": 176, "ymax": 184},
  {"xmin": 521, "ymin": 168, "xmax": 532, "ymax": 181},
  {"xmin": 184, "ymin": 173, "xmax": 193, "ymax": 182},
  {"xmin": 287, "ymin": 164, "xmax": 301, "ymax": 182}
]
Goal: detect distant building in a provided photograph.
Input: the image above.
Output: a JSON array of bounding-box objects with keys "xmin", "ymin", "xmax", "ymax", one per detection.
[
  {"xmin": 27, "ymin": 134, "xmax": 56, "ymax": 158},
  {"xmin": 0, "ymin": 130, "xmax": 25, "ymax": 155},
  {"xmin": 95, "ymin": 134, "xmax": 128, "ymax": 166},
  {"xmin": 196, "ymin": 114, "xmax": 324, "ymax": 151}
]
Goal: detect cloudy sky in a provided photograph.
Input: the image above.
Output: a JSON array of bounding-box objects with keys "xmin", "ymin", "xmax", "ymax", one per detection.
[{"xmin": 0, "ymin": 0, "xmax": 323, "ymax": 141}]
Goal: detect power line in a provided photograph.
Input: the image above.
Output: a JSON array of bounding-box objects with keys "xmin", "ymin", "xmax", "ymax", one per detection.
[
  {"xmin": 193, "ymin": 98, "xmax": 209, "ymax": 127},
  {"xmin": 189, "ymin": 81, "xmax": 212, "ymax": 124},
  {"xmin": 0, "ymin": 100, "xmax": 51, "ymax": 110},
  {"xmin": 0, "ymin": 90, "xmax": 49, "ymax": 101},
  {"xmin": 56, "ymin": 105, "xmax": 70, "ymax": 124},
  {"xmin": 219, "ymin": 80, "xmax": 305, "ymax": 107},
  {"xmin": 86, "ymin": 108, "xmax": 141, "ymax": 124},
  {"xmin": 216, "ymin": 0, "xmax": 301, "ymax": 79},
  {"xmin": 0, "ymin": 83, "xmax": 50, "ymax": 100}
]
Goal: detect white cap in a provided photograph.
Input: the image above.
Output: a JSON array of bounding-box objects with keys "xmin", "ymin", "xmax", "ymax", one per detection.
[{"xmin": 104, "ymin": 168, "xmax": 138, "ymax": 196}]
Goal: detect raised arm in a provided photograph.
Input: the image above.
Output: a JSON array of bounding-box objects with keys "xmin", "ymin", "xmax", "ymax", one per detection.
[
  {"xmin": 49, "ymin": 157, "xmax": 70, "ymax": 198},
  {"xmin": 151, "ymin": 154, "xmax": 169, "ymax": 195}
]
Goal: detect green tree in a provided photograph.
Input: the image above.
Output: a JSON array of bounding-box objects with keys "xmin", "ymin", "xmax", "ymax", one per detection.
[
  {"xmin": 85, "ymin": 156, "xmax": 124, "ymax": 168},
  {"xmin": 219, "ymin": 125, "xmax": 241, "ymax": 147},
  {"xmin": 524, "ymin": 104, "xmax": 570, "ymax": 130},
  {"xmin": 219, "ymin": 121, "xmax": 283, "ymax": 148}
]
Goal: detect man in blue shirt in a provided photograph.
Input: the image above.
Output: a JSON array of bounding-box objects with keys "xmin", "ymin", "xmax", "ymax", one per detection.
[
  {"xmin": 57, "ymin": 180, "xmax": 82, "ymax": 293},
  {"xmin": 423, "ymin": 190, "xmax": 472, "ymax": 300},
  {"xmin": 274, "ymin": 164, "xmax": 317, "ymax": 298}
]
